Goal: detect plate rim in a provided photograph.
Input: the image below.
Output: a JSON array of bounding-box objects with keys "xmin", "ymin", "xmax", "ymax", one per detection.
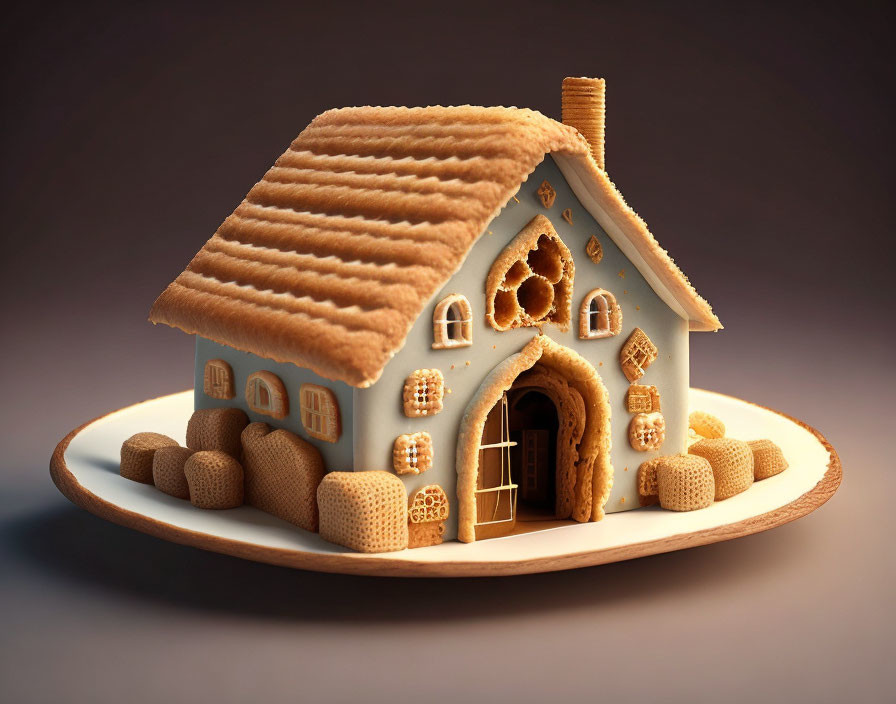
[{"xmin": 49, "ymin": 389, "xmax": 842, "ymax": 578}]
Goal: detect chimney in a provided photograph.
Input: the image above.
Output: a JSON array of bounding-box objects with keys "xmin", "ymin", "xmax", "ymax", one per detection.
[{"xmin": 561, "ymin": 77, "xmax": 606, "ymax": 170}]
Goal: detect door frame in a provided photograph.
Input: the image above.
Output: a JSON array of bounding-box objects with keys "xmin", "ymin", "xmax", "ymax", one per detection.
[{"xmin": 455, "ymin": 334, "xmax": 613, "ymax": 543}]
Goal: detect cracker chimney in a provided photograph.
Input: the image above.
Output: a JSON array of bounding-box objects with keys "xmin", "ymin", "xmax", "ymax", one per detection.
[{"xmin": 561, "ymin": 77, "xmax": 606, "ymax": 170}]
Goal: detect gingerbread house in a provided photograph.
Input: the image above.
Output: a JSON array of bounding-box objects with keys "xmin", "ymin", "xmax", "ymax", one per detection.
[{"xmin": 150, "ymin": 77, "xmax": 721, "ymax": 546}]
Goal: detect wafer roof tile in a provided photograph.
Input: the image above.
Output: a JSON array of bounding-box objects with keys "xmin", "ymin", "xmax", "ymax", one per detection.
[{"xmin": 150, "ymin": 105, "xmax": 720, "ymax": 387}]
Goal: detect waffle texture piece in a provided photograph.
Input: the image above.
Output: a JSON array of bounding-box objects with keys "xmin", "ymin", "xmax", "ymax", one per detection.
[
  {"xmin": 689, "ymin": 438, "xmax": 754, "ymax": 500},
  {"xmin": 184, "ymin": 451, "xmax": 244, "ymax": 509},
  {"xmin": 241, "ymin": 422, "xmax": 325, "ymax": 531},
  {"xmin": 689, "ymin": 411, "xmax": 725, "ymax": 439},
  {"xmin": 749, "ymin": 439, "xmax": 789, "ymax": 480},
  {"xmin": 402, "ymin": 369, "xmax": 444, "ymax": 417},
  {"xmin": 629, "ymin": 412, "xmax": 665, "ymax": 451},
  {"xmin": 152, "ymin": 445, "xmax": 195, "ymax": 499},
  {"xmin": 620, "ymin": 327, "xmax": 658, "ymax": 383},
  {"xmin": 317, "ymin": 471, "xmax": 409, "ymax": 553},
  {"xmin": 149, "ymin": 104, "xmax": 720, "ymax": 388},
  {"xmin": 656, "ymin": 455, "xmax": 715, "ymax": 511},
  {"xmin": 120, "ymin": 432, "xmax": 179, "ymax": 484},
  {"xmin": 392, "ymin": 432, "xmax": 433, "ymax": 476},
  {"xmin": 186, "ymin": 407, "xmax": 249, "ymax": 458}
]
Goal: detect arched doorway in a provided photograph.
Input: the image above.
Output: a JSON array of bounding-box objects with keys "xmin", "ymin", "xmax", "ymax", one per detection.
[{"xmin": 456, "ymin": 335, "xmax": 613, "ymax": 543}]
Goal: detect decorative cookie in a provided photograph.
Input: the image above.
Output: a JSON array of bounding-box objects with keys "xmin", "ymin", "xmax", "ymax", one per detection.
[
  {"xmin": 299, "ymin": 383, "xmax": 340, "ymax": 443},
  {"xmin": 392, "ymin": 432, "xmax": 433, "ymax": 476},
  {"xmin": 432, "ymin": 294, "xmax": 473, "ymax": 349},
  {"xmin": 120, "ymin": 432, "xmax": 179, "ymax": 484},
  {"xmin": 585, "ymin": 235, "xmax": 603, "ymax": 264},
  {"xmin": 689, "ymin": 438, "xmax": 754, "ymax": 500},
  {"xmin": 407, "ymin": 484, "xmax": 450, "ymax": 548},
  {"xmin": 317, "ymin": 471, "xmax": 408, "ymax": 553},
  {"xmin": 629, "ymin": 412, "xmax": 665, "ymax": 451},
  {"xmin": 626, "ymin": 384, "xmax": 660, "ymax": 414},
  {"xmin": 748, "ymin": 439, "xmax": 788, "ymax": 480},
  {"xmin": 536, "ymin": 180, "xmax": 556, "ymax": 208},
  {"xmin": 656, "ymin": 455, "xmax": 715, "ymax": 511},
  {"xmin": 183, "ymin": 451, "xmax": 244, "ymax": 509},
  {"xmin": 485, "ymin": 215, "xmax": 575, "ymax": 332},
  {"xmin": 186, "ymin": 407, "xmax": 249, "ymax": 458},
  {"xmin": 241, "ymin": 422, "xmax": 325, "ymax": 531},
  {"xmin": 637, "ymin": 457, "xmax": 663, "ymax": 506},
  {"xmin": 402, "ymin": 369, "xmax": 444, "ymax": 417},
  {"xmin": 152, "ymin": 445, "xmax": 194, "ymax": 499},
  {"xmin": 688, "ymin": 411, "xmax": 725, "ymax": 439},
  {"xmin": 245, "ymin": 371, "xmax": 288, "ymax": 419},
  {"xmin": 203, "ymin": 359, "xmax": 235, "ymax": 400},
  {"xmin": 579, "ymin": 288, "xmax": 622, "ymax": 339},
  {"xmin": 561, "ymin": 208, "xmax": 573, "ymax": 224},
  {"xmin": 620, "ymin": 328, "xmax": 658, "ymax": 382}
]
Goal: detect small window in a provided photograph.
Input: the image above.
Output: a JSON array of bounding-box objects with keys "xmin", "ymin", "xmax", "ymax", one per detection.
[
  {"xmin": 579, "ymin": 288, "xmax": 622, "ymax": 339},
  {"xmin": 392, "ymin": 432, "xmax": 433, "ymax": 475},
  {"xmin": 300, "ymin": 384, "xmax": 341, "ymax": 443},
  {"xmin": 432, "ymin": 294, "xmax": 473, "ymax": 349},
  {"xmin": 245, "ymin": 371, "xmax": 288, "ymax": 419},
  {"xmin": 203, "ymin": 359, "xmax": 234, "ymax": 399},
  {"xmin": 402, "ymin": 369, "xmax": 445, "ymax": 417}
]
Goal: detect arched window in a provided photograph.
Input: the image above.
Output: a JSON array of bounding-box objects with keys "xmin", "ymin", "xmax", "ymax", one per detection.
[
  {"xmin": 432, "ymin": 294, "xmax": 473, "ymax": 349},
  {"xmin": 245, "ymin": 371, "xmax": 288, "ymax": 419},
  {"xmin": 579, "ymin": 289, "xmax": 622, "ymax": 339},
  {"xmin": 300, "ymin": 383, "xmax": 341, "ymax": 443}
]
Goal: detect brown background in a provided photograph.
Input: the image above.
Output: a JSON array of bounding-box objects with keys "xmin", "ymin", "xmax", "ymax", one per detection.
[{"xmin": 2, "ymin": 1, "xmax": 893, "ymax": 702}]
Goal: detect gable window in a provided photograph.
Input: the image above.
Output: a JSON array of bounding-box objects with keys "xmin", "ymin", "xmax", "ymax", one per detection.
[
  {"xmin": 300, "ymin": 384, "xmax": 341, "ymax": 443},
  {"xmin": 245, "ymin": 371, "xmax": 288, "ymax": 419},
  {"xmin": 432, "ymin": 294, "xmax": 473, "ymax": 349},
  {"xmin": 578, "ymin": 288, "xmax": 622, "ymax": 339},
  {"xmin": 485, "ymin": 215, "xmax": 574, "ymax": 332},
  {"xmin": 203, "ymin": 359, "xmax": 235, "ymax": 400}
]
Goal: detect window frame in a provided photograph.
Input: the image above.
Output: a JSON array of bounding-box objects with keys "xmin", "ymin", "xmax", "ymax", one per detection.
[
  {"xmin": 203, "ymin": 359, "xmax": 235, "ymax": 400},
  {"xmin": 432, "ymin": 294, "xmax": 473, "ymax": 349},
  {"xmin": 245, "ymin": 371, "xmax": 289, "ymax": 419},
  {"xmin": 299, "ymin": 383, "xmax": 341, "ymax": 443},
  {"xmin": 578, "ymin": 288, "xmax": 622, "ymax": 339}
]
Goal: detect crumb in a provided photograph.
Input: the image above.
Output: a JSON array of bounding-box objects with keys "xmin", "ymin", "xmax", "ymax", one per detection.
[
  {"xmin": 620, "ymin": 496, "xmax": 626, "ymax": 504},
  {"xmin": 450, "ymin": 364, "xmax": 455, "ymax": 370},
  {"xmin": 618, "ymin": 270, "xmax": 625, "ymax": 278},
  {"xmin": 465, "ymin": 360, "xmax": 471, "ymax": 366},
  {"xmin": 636, "ymin": 305, "xmax": 640, "ymax": 311}
]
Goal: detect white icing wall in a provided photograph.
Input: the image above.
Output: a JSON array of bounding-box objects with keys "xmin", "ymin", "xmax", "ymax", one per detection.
[
  {"xmin": 353, "ymin": 156, "xmax": 690, "ymax": 541},
  {"xmin": 194, "ymin": 337, "xmax": 354, "ymax": 472}
]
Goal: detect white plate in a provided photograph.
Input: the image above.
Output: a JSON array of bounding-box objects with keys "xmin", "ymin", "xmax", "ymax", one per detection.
[{"xmin": 50, "ymin": 388, "xmax": 840, "ymax": 577}]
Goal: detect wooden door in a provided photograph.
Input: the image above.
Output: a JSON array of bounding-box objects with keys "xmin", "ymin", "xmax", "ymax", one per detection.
[{"xmin": 474, "ymin": 394, "xmax": 518, "ymax": 540}]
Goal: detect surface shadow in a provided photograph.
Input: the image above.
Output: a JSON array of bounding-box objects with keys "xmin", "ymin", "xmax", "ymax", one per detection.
[{"xmin": 7, "ymin": 503, "xmax": 812, "ymax": 624}]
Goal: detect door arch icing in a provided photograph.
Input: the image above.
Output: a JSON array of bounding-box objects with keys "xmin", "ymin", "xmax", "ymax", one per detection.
[{"xmin": 455, "ymin": 335, "xmax": 613, "ymax": 543}]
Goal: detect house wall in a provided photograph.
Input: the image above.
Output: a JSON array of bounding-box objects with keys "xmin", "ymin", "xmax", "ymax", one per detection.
[
  {"xmin": 194, "ymin": 337, "xmax": 354, "ymax": 471},
  {"xmin": 353, "ymin": 155, "xmax": 689, "ymax": 541}
]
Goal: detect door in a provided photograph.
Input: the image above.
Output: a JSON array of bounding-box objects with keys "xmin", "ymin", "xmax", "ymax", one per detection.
[{"xmin": 473, "ymin": 393, "xmax": 518, "ymax": 540}]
